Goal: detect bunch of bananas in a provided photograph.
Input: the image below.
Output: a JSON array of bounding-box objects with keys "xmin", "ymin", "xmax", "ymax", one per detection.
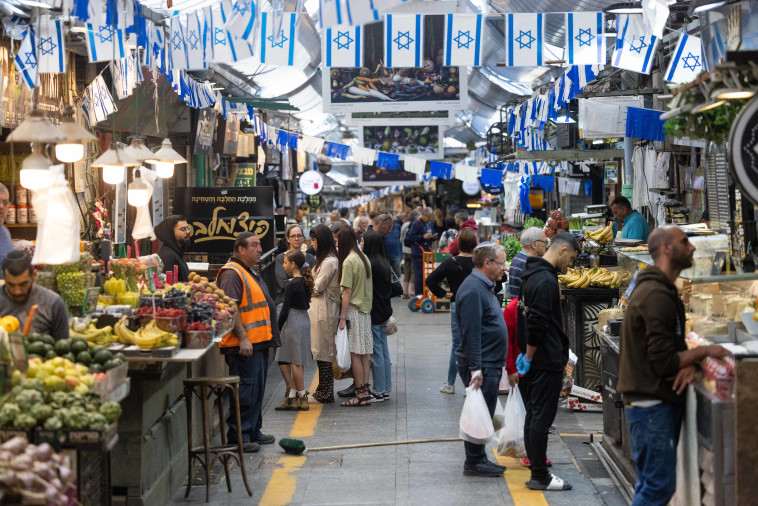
[
  {"xmin": 69, "ymin": 323, "xmax": 117, "ymax": 346},
  {"xmin": 559, "ymin": 267, "xmax": 632, "ymax": 289},
  {"xmin": 115, "ymin": 318, "xmax": 179, "ymax": 349},
  {"xmin": 584, "ymin": 224, "xmax": 614, "ymax": 244}
]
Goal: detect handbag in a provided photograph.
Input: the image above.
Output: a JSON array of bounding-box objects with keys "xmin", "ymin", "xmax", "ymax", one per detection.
[{"xmin": 390, "ymin": 270, "xmax": 403, "ymax": 298}]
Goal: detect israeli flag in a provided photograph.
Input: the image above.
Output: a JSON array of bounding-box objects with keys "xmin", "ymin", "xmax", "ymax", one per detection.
[
  {"xmin": 28, "ymin": 17, "xmax": 66, "ymax": 77},
  {"xmin": 13, "ymin": 28, "xmax": 37, "ymax": 89},
  {"xmin": 444, "ymin": 14, "xmax": 484, "ymax": 67},
  {"xmin": 259, "ymin": 12, "xmax": 297, "ymax": 66},
  {"xmin": 566, "ymin": 12, "xmax": 605, "ymax": 65},
  {"xmin": 111, "ymin": 53, "xmax": 142, "ymax": 99},
  {"xmin": 224, "ymin": 0, "xmax": 256, "ymax": 41},
  {"xmin": 81, "ymin": 75, "xmax": 117, "ymax": 126},
  {"xmin": 384, "ymin": 14, "xmax": 423, "ymax": 68},
  {"xmin": 324, "ymin": 26, "xmax": 362, "ymax": 67},
  {"xmin": 86, "ymin": 9, "xmax": 126, "ymax": 62},
  {"xmin": 168, "ymin": 16, "xmax": 189, "ymax": 71},
  {"xmin": 184, "ymin": 11, "xmax": 208, "ymax": 70},
  {"xmin": 664, "ymin": 33, "xmax": 702, "ymax": 84},
  {"xmin": 505, "ymin": 13, "xmax": 544, "ymax": 67},
  {"xmin": 612, "ymin": 14, "xmax": 659, "ymax": 74},
  {"xmin": 318, "ymin": 0, "xmax": 343, "ymax": 29},
  {"xmin": 206, "ymin": 6, "xmax": 254, "ymax": 64},
  {"xmin": 143, "ymin": 21, "xmax": 164, "ymax": 71},
  {"xmin": 343, "ymin": 0, "xmax": 380, "ymax": 26}
]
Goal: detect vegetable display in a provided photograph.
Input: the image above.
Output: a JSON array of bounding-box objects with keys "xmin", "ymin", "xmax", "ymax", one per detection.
[
  {"xmin": 0, "ymin": 437, "xmax": 75, "ymax": 505},
  {"xmin": 362, "ymin": 125, "xmax": 439, "ymax": 155},
  {"xmin": 523, "ymin": 217, "xmax": 545, "ymax": 230},
  {"xmin": 330, "ymin": 64, "xmax": 461, "ymax": 104},
  {"xmin": 503, "ymin": 236, "xmax": 522, "ymax": 262}
]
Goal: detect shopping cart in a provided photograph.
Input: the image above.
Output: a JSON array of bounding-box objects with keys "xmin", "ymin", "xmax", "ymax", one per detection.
[{"xmin": 409, "ymin": 249, "xmax": 451, "ymax": 313}]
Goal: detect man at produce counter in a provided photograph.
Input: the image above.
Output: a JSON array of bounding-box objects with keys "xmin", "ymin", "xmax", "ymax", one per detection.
[
  {"xmin": 618, "ymin": 227, "xmax": 730, "ymax": 506},
  {"xmin": 216, "ymin": 232, "xmax": 279, "ymax": 451},
  {"xmin": 611, "ymin": 197, "xmax": 650, "ymax": 242},
  {"xmin": 155, "ymin": 215, "xmax": 191, "ymax": 282},
  {"xmin": 0, "ymin": 185, "xmax": 13, "ymax": 280},
  {"xmin": 0, "ymin": 252, "xmax": 69, "ymax": 339}
]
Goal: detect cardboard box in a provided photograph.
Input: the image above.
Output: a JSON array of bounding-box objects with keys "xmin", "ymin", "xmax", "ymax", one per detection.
[{"xmin": 35, "ymin": 422, "xmax": 118, "ymax": 450}]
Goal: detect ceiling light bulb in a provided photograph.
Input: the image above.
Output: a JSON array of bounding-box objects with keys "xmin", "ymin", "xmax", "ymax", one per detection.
[
  {"xmin": 693, "ymin": 100, "xmax": 726, "ymax": 113},
  {"xmin": 605, "ymin": 2, "xmax": 644, "ymax": 14},
  {"xmin": 19, "ymin": 153, "xmax": 52, "ymax": 191},
  {"xmin": 714, "ymin": 89, "xmax": 756, "ymax": 100},
  {"xmin": 691, "ymin": 0, "xmax": 726, "ymax": 13},
  {"xmin": 155, "ymin": 161, "xmax": 175, "ymax": 178},
  {"xmin": 55, "ymin": 143, "xmax": 85, "ymax": 163},
  {"xmin": 103, "ymin": 165, "xmax": 125, "ymax": 185},
  {"xmin": 127, "ymin": 178, "xmax": 150, "ymax": 207},
  {"xmin": 592, "ymin": 139, "xmax": 604, "ymax": 145}
]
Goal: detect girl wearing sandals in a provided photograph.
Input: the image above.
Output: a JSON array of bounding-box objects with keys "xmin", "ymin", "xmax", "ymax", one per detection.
[
  {"xmin": 336, "ymin": 228, "xmax": 374, "ymax": 407},
  {"xmin": 274, "ymin": 250, "xmax": 315, "ymax": 411}
]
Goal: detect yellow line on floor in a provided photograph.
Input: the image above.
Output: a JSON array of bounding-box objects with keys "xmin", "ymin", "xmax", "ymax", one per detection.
[
  {"xmin": 258, "ymin": 372, "xmax": 322, "ymax": 505},
  {"xmin": 492, "ymin": 450, "xmax": 548, "ymax": 506}
]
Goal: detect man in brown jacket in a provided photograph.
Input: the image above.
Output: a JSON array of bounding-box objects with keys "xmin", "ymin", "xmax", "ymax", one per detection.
[{"xmin": 618, "ymin": 227, "xmax": 729, "ymax": 506}]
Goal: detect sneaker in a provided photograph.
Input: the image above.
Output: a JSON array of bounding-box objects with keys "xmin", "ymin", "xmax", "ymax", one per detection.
[
  {"xmin": 463, "ymin": 461, "xmax": 505, "ymax": 477},
  {"xmin": 382, "ymin": 391, "xmax": 389, "ymax": 399},
  {"xmin": 297, "ymin": 394, "xmax": 309, "ymax": 411},
  {"xmin": 253, "ymin": 433, "xmax": 276, "ymax": 445},
  {"xmin": 275, "ymin": 397, "xmax": 298, "ymax": 411},
  {"xmin": 371, "ymin": 391, "xmax": 386, "ymax": 402},
  {"xmin": 440, "ymin": 383, "xmax": 455, "ymax": 394},
  {"xmin": 337, "ymin": 383, "xmax": 356, "ymax": 398}
]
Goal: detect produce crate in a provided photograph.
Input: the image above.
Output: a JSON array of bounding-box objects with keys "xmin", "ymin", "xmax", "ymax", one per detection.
[
  {"xmin": 90, "ymin": 362, "xmax": 128, "ymax": 399},
  {"xmin": 185, "ymin": 330, "xmax": 211, "ymax": 349},
  {"xmin": 34, "ymin": 422, "xmax": 118, "ymax": 450},
  {"xmin": 154, "ymin": 315, "xmax": 187, "ymax": 334},
  {"xmin": 0, "ymin": 428, "xmax": 33, "ymax": 443}
]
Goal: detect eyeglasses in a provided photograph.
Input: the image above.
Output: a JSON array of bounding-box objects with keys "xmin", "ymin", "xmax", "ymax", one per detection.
[
  {"xmin": 533, "ymin": 239, "xmax": 548, "ymax": 245},
  {"xmin": 289, "ymin": 234, "xmax": 304, "ymax": 239},
  {"xmin": 487, "ymin": 258, "xmax": 507, "ymax": 267}
]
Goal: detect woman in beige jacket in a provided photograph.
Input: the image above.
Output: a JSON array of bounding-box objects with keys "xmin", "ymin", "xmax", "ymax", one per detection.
[{"xmin": 307, "ymin": 224, "xmax": 341, "ymax": 403}]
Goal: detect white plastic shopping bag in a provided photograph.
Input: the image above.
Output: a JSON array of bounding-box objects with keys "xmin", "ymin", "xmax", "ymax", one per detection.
[
  {"xmin": 497, "ymin": 384, "xmax": 527, "ymax": 457},
  {"xmin": 131, "ymin": 167, "xmax": 156, "ymax": 241},
  {"xmin": 459, "ymin": 387, "xmax": 495, "ymax": 444},
  {"xmin": 336, "ymin": 326, "xmax": 351, "ymax": 372},
  {"xmin": 499, "ymin": 367, "xmax": 510, "ymax": 393},
  {"xmin": 31, "ymin": 165, "xmax": 80, "ymax": 265},
  {"xmin": 493, "ymin": 397, "xmax": 506, "ymax": 432}
]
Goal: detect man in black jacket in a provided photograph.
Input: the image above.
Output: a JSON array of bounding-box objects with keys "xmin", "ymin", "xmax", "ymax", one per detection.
[
  {"xmin": 517, "ymin": 232, "xmax": 578, "ymax": 491},
  {"xmin": 155, "ymin": 215, "xmax": 191, "ymax": 282}
]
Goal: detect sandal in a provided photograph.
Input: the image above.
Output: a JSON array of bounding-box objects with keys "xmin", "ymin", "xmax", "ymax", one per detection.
[{"xmin": 341, "ymin": 385, "xmax": 372, "ymax": 407}]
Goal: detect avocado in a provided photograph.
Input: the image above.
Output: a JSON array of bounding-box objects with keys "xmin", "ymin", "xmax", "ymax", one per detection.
[
  {"xmin": 90, "ymin": 345, "xmax": 105, "ymax": 356},
  {"xmin": 27, "ymin": 342, "xmax": 46, "ymax": 357},
  {"xmin": 94, "ymin": 350, "xmax": 113, "ymax": 365},
  {"xmin": 63, "ymin": 353, "xmax": 76, "ymax": 363},
  {"xmin": 88, "ymin": 363, "xmax": 103, "ymax": 373},
  {"xmin": 44, "ymin": 350, "xmax": 57, "ymax": 360},
  {"xmin": 70, "ymin": 340, "xmax": 89, "ymax": 354},
  {"xmin": 40, "ymin": 335, "xmax": 55, "ymax": 347},
  {"xmin": 54, "ymin": 340, "xmax": 70, "ymax": 355},
  {"xmin": 114, "ymin": 353, "xmax": 126, "ymax": 364},
  {"xmin": 76, "ymin": 351, "xmax": 92, "ymax": 366},
  {"xmin": 103, "ymin": 359, "xmax": 118, "ymax": 371}
]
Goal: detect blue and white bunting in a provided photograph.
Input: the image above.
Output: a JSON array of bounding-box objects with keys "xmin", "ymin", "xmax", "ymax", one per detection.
[
  {"xmin": 207, "ymin": 5, "xmax": 255, "ymax": 64},
  {"xmin": 318, "ymin": 0, "xmax": 343, "ymax": 29},
  {"xmin": 168, "ymin": 16, "xmax": 189, "ymax": 71},
  {"xmin": 612, "ymin": 14, "xmax": 659, "ymax": 75},
  {"xmin": 344, "ymin": 0, "xmax": 381, "ymax": 26},
  {"xmin": 664, "ymin": 33, "xmax": 702, "ymax": 84},
  {"xmin": 259, "ymin": 12, "xmax": 297, "ymax": 66},
  {"xmin": 36, "ymin": 17, "xmax": 66, "ymax": 74},
  {"xmin": 444, "ymin": 14, "xmax": 484, "ymax": 67},
  {"xmin": 384, "ymin": 14, "xmax": 423, "ymax": 68},
  {"xmin": 183, "ymin": 11, "xmax": 208, "ymax": 70},
  {"xmin": 110, "ymin": 53, "xmax": 143, "ymax": 99},
  {"xmin": 13, "ymin": 28, "xmax": 37, "ymax": 89},
  {"xmin": 566, "ymin": 12, "xmax": 605, "ymax": 65},
  {"xmin": 81, "ymin": 75, "xmax": 117, "ymax": 126},
  {"xmin": 324, "ymin": 26, "xmax": 362, "ymax": 68},
  {"xmin": 143, "ymin": 20, "xmax": 164, "ymax": 71},
  {"xmin": 504, "ymin": 13, "xmax": 544, "ymax": 67},
  {"xmin": 224, "ymin": 0, "xmax": 257, "ymax": 41},
  {"xmin": 85, "ymin": 9, "xmax": 126, "ymax": 62},
  {"xmin": 2, "ymin": 16, "xmax": 29, "ymax": 40}
]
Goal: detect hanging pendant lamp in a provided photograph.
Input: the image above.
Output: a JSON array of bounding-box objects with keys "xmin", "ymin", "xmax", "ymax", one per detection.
[
  {"xmin": 55, "ymin": 105, "xmax": 98, "ymax": 163},
  {"xmin": 145, "ymin": 138, "xmax": 186, "ymax": 178},
  {"xmin": 91, "ymin": 143, "xmax": 140, "ymax": 185}
]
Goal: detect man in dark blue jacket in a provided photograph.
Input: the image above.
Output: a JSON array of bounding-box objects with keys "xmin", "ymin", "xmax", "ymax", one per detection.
[
  {"xmin": 405, "ymin": 207, "xmax": 435, "ymax": 296},
  {"xmin": 517, "ymin": 232, "xmax": 579, "ymax": 491},
  {"xmin": 374, "ymin": 213, "xmax": 403, "ymax": 278},
  {"xmin": 455, "ymin": 243, "xmax": 508, "ymax": 477}
]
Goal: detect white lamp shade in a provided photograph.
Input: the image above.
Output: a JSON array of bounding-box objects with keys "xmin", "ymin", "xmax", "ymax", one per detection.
[
  {"xmin": 155, "ymin": 161, "xmax": 174, "ymax": 178},
  {"xmin": 103, "ymin": 165, "xmax": 125, "ymax": 185},
  {"xmin": 19, "ymin": 153, "xmax": 52, "ymax": 191},
  {"xmin": 55, "ymin": 143, "xmax": 85, "ymax": 163},
  {"xmin": 127, "ymin": 187, "xmax": 150, "ymax": 206}
]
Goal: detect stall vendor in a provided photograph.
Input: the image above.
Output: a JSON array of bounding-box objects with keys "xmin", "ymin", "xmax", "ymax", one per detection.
[
  {"xmin": 611, "ymin": 197, "xmax": 650, "ymax": 242},
  {"xmin": 155, "ymin": 215, "xmax": 191, "ymax": 282},
  {"xmin": 0, "ymin": 251, "xmax": 69, "ymax": 339}
]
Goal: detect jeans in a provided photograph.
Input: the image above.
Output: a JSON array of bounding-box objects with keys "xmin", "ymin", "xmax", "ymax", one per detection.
[
  {"xmin": 456, "ymin": 364, "xmax": 502, "ymax": 464},
  {"xmin": 412, "ymin": 254, "xmax": 424, "ymax": 296},
  {"xmin": 625, "ymin": 402, "xmax": 683, "ymax": 506},
  {"xmin": 370, "ymin": 321, "xmax": 392, "ymax": 393},
  {"xmin": 523, "ymin": 369, "xmax": 562, "ymax": 482},
  {"xmin": 447, "ymin": 303, "xmax": 460, "ymax": 385},
  {"xmin": 389, "ymin": 258, "xmax": 402, "ymax": 279},
  {"xmin": 224, "ymin": 349, "xmax": 269, "ymax": 443}
]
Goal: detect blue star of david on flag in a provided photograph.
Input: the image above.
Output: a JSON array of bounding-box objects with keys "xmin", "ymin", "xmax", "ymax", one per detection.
[
  {"xmin": 334, "ymin": 30, "xmax": 353, "ymax": 50},
  {"xmin": 268, "ymin": 30, "xmax": 288, "ymax": 49},
  {"xmin": 172, "ymin": 31, "xmax": 183, "ymax": 51},
  {"xmin": 188, "ymin": 30, "xmax": 199, "ymax": 50},
  {"xmin": 24, "ymin": 51, "xmax": 37, "ymax": 69},
  {"xmin": 214, "ymin": 27, "xmax": 226, "ymax": 46},
  {"xmin": 682, "ymin": 52, "xmax": 701, "ymax": 72},
  {"xmin": 576, "ymin": 28, "xmax": 594, "ymax": 47},
  {"xmin": 453, "ymin": 29, "xmax": 474, "ymax": 49},
  {"xmin": 516, "ymin": 30, "xmax": 536, "ymax": 49},
  {"xmin": 97, "ymin": 25, "xmax": 114, "ymax": 44},
  {"xmin": 629, "ymin": 36, "xmax": 647, "ymax": 54},
  {"xmin": 233, "ymin": 1, "xmax": 250, "ymax": 16},
  {"xmin": 394, "ymin": 31, "xmax": 413, "ymax": 51}
]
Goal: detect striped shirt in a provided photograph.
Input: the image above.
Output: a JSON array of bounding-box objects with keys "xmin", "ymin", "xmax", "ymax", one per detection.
[{"xmin": 507, "ymin": 251, "xmax": 529, "ymax": 299}]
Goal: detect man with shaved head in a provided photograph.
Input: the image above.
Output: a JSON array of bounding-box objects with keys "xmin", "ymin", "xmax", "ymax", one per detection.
[{"xmin": 619, "ymin": 227, "xmax": 730, "ymax": 505}]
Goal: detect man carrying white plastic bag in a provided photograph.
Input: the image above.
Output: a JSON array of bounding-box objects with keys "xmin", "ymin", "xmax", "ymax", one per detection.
[{"xmin": 456, "ymin": 243, "xmax": 508, "ymax": 477}]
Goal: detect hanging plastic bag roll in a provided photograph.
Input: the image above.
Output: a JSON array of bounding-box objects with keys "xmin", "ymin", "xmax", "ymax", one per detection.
[
  {"xmin": 497, "ymin": 384, "xmax": 527, "ymax": 458},
  {"xmin": 31, "ymin": 165, "xmax": 81, "ymax": 265},
  {"xmin": 459, "ymin": 387, "xmax": 495, "ymax": 445},
  {"xmin": 336, "ymin": 326, "xmax": 351, "ymax": 372},
  {"xmin": 131, "ymin": 167, "xmax": 156, "ymax": 241}
]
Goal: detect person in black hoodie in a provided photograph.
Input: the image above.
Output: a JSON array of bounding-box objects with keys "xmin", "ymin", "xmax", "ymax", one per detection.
[
  {"xmin": 516, "ymin": 232, "xmax": 578, "ymax": 491},
  {"xmin": 155, "ymin": 215, "xmax": 191, "ymax": 282}
]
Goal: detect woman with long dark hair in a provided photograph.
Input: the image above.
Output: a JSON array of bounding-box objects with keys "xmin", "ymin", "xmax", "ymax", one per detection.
[
  {"xmin": 336, "ymin": 228, "xmax": 373, "ymax": 406},
  {"xmin": 306, "ymin": 224, "xmax": 341, "ymax": 403},
  {"xmin": 360, "ymin": 229, "xmax": 394, "ymax": 402}
]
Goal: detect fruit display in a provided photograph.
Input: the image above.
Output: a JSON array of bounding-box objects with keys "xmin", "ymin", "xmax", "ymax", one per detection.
[
  {"xmin": 584, "ymin": 224, "xmax": 614, "ymax": 244},
  {"xmin": 68, "ymin": 321, "xmax": 118, "ymax": 347},
  {"xmin": 0, "ymin": 316, "xmax": 20, "ymax": 333},
  {"xmin": 56, "ymin": 271, "xmax": 85, "ymax": 307},
  {"xmin": 103, "ymin": 277, "xmax": 126, "ymax": 296},
  {"xmin": 545, "ymin": 210, "xmax": 570, "ymax": 239},
  {"xmin": 619, "ymin": 245, "xmax": 649, "ymax": 252},
  {"xmin": 0, "ymin": 437, "xmax": 75, "ymax": 504},
  {"xmin": 187, "ymin": 272, "xmax": 236, "ymax": 322},
  {"xmin": 17, "ymin": 357, "xmax": 98, "ymax": 394},
  {"xmin": 558, "ymin": 267, "xmax": 632, "ymax": 289},
  {"xmin": 114, "ymin": 319, "xmax": 178, "ymax": 349}
]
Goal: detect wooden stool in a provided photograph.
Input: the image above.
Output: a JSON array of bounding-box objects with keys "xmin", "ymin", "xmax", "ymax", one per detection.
[{"xmin": 183, "ymin": 376, "xmax": 253, "ymax": 502}]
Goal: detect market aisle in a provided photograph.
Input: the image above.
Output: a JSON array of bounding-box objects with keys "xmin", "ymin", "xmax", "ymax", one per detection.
[{"xmin": 170, "ymin": 299, "xmax": 627, "ymax": 506}]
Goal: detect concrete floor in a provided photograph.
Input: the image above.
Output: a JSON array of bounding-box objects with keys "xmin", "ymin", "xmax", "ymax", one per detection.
[{"xmin": 171, "ymin": 298, "xmax": 627, "ymax": 505}]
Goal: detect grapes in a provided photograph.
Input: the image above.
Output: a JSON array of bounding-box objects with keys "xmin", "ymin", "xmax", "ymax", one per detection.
[{"xmin": 187, "ymin": 301, "xmax": 213, "ymax": 324}]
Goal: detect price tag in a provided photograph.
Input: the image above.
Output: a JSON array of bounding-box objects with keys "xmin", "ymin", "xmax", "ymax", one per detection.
[{"xmin": 82, "ymin": 287, "xmax": 101, "ymax": 314}]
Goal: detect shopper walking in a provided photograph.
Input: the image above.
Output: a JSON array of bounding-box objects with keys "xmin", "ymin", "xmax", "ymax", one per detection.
[
  {"xmin": 448, "ymin": 210, "xmax": 478, "ymax": 256},
  {"xmin": 307, "ymin": 224, "xmax": 341, "ymax": 404},
  {"xmin": 336, "ymin": 228, "xmax": 374, "ymax": 406},
  {"xmin": 361, "ymin": 230, "xmax": 394, "ymax": 402},
  {"xmin": 405, "ymin": 207, "xmax": 435, "ymax": 297},
  {"xmin": 426, "ymin": 228, "xmax": 477, "ymax": 395},
  {"xmin": 619, "ymin": 227, "xmax": 730, "ymax": 506},
  {"xmin": 516, "ymin": 232, "xmax": 579, "ymax": 490},
  {"xmin": 216, "ymin": 232, "xmax": 279, "ymax": 451},
  {"xmin": 455, "ymin": 243, "xmax": 508, "ymax": 477},
  {"xmin": 400, "ymin": 210, "xmax": 420, "ymax": 298},
  {"xmin": 507, "ymin": 227, "xmax": 548, "ymax": 299},
  {"xmin": 274, "ymin": 250, "xmax": 314, "ymax": 412}
]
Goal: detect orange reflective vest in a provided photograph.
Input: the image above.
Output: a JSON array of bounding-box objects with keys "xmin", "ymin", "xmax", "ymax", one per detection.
[{"xmin": 216, "ymin": 262, "xmax": 273, "ymax": 348}]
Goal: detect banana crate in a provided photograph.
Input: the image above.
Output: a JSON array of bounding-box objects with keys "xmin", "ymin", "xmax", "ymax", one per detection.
[{"xmin": 559, "ymin": 266, "xmax": 631, "ymax": 291}]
